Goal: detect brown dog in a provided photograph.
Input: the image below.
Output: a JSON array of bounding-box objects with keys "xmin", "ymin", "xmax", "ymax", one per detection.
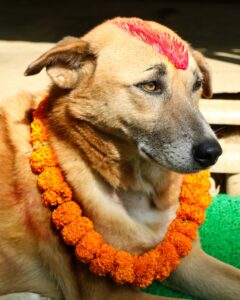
[{"xmin": 0, "ymin": 17, "xmax": 239, "ymax": 300}]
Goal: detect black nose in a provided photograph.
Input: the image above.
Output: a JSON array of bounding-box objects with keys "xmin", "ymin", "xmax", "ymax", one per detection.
[{"xmin": 192, "ymin": 139, "xmax": 222, "ymax": 168}]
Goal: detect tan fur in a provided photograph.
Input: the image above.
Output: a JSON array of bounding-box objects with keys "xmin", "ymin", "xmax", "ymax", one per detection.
[{"xmin": 0, "ymin": 18, "xmax": 239, "ymax": 300}]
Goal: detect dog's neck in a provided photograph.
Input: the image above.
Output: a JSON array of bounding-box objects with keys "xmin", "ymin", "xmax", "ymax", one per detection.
[
  {"xmin": 45, "ymin": 94, "xmax": 182, "ymax": 251},
  {"xmin": 69, "ymin": 121, "xmax": 143, "ymax": 191}
]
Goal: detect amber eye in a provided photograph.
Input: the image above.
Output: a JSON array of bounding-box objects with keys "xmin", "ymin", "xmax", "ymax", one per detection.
[
  {"xmin": 142, "ymin": 82, "xmax": 157, "ymax": 92},
  {"xmin": 137, "ymin": 81, "xmax": 162, "ymax": 94}
]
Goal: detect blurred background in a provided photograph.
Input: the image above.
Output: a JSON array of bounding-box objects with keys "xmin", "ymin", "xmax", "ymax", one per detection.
[{"xmin": 1, "ymin": 0, "xmax": 240, "ymax": 59}]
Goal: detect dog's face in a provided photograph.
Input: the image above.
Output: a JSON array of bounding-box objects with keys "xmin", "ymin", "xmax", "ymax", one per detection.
[{"xmin": 25, "ymin": 17, "xmax": 222, "ymax": 173}]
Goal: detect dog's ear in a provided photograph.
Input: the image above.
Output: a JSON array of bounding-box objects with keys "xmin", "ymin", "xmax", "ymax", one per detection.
[
  {"xmin": 190, "ymin": 49, "xmax": 212, "ymax": 98},
  {"xmin": 24, "ymin": 36, "xmax": 95, "ymax": 89}
]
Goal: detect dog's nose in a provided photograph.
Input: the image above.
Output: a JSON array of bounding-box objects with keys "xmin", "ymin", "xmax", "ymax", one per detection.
[{"xmin": 192, "ymin": 139, "xmax": 222, "ymax": 168}]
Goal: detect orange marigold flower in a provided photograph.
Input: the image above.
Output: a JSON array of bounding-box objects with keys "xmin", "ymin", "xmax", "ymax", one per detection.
[
  {"xmin": 75, "ymin": 231, "xmax": 103, "ymax": 263},
  {"xmin": 110, "ymin": 251, "xmax": 135, "ymax": 284},
  {"xmin": 58, "ymin": 182, "xmax": 72, "ymax": 203},
  {"xmin": 133, "ymin": 250, "xmax": 157, "ymax": 288},
  {"xmin": 61, "ymin": 217, "xmax": 93, "ymax": 246},
  {"xmin": 198, "ymin": 193, "xmax": 212, "ymax": 209},
  {"xmin": 180, "ymin": 185, "xmax": 202, "ymax": 202},
  {"xmin": 155, "ymin": 241, "xmax": 179, "ymax": 281},
  {"xmin": 52, "ymin": 201, "xmax": 82, "ymax": 229},
  {"xmin": 30, "ymin": 119, "xmax": 48, "ymax": 146},
  {"xmin": 54, "ymin": 182, "xmax": 73, "ymax": 203},
  {"xmin": 180, "ymin": 186, "xmax": 211, "ymax": 209},
  {"xmin": 183, "ymin": 171, "xmax": 210, "ymax": 191},
  {"xmin": 31, "ymin": 146, "xmax": 58, "ymax": 173},
  {"xmin": 90, "ymin": 243, "xmax": 117, "ymax": 276},
  {"xmin": 169, "ymin": 218, "xmax": 198, "ymax": 240},
  {"xmin": 177, "ymin": 203, "xmax": 206, "ymax": 225},
  {"xmin": 37, "ymin": 167, "xmax": 64, "ymax": 191},
  {"xmin": 42, "ymin": 190, "xmax": 61, "ymax": 206},
  {"xmin": 165, "ymin": 232, "xmax": 192, "ymax": 257},
  {"xmin": 41, "ymin": 184, "xmax": 72, "ymax": 207},
  {"xmin": 37, "ymin": 167, "xmax": 72, "ymax": 205}
]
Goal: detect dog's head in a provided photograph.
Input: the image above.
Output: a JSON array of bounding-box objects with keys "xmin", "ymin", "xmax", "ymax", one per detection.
[{"xmin": 25, "ymin": 17, "xmax": 222, "ymax": 173}]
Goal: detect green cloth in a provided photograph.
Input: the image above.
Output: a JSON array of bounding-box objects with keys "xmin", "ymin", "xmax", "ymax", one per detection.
[{"xmin": 144, "ymin": 194, "xmax": 240, "ymax": 299}]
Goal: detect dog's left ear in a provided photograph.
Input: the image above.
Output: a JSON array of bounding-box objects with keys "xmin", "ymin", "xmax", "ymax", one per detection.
[
  {"xmin": 24, "ymin": 36, "xmax": 95, "ymax": 89},
  {"xmin": 190, "ymin": 49, "xmax": 212, "ymax": 98}
]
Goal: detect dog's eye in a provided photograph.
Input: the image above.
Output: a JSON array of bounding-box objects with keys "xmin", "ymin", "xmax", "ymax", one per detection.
[
  {"xmin": 142, "ymin": 82, "xmax": 157, "ymax": 92},
  {"xmin": 137, "ymin": 81, "xmax": 162, "ymax": 94},
  {"xmin": 193, "ymin": 78, "xmax": 202, "ymax": 92}
]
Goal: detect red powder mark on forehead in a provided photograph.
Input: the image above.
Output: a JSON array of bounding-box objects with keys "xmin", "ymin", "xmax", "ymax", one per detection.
[{"xmin": 111, "ymin": 18, "xmax": 189, "ymax": 70}]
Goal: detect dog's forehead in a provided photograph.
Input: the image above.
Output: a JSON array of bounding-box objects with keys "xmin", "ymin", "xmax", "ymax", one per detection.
[
  {"xmin": 84, "ymin": 17, "xmax": 197, "ymax": 77},
  {"xmin": 110, "ymin": 18, "xmax": 189, "ymax": 70}
]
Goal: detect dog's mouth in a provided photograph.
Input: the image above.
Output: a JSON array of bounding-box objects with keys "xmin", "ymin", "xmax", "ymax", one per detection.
[
  {"xmin": 137, "ymin": 143, "xmax": 215, "ymax": 174},
  {"xmin": 138, "ymin": 144, "xmax": 180, "ymax": 171},
  {"xmin": 139, "ymin": 145, "xmax": 156, "ymax": 161}
]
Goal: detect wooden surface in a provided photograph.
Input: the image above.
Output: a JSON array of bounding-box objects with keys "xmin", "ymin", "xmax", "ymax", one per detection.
[
  {"xmin": 211, "ymin": 144, "xmax": 240, "ymax": 174},
  {"xmin": 200, "ymin": 100, "xmax": 240, "ymax": 125},
  {"xmin": 0, "ymin": 41, "xmax": 51, "ymax": 100}
]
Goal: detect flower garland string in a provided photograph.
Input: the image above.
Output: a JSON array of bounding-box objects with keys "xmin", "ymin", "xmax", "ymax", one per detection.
[{"xmin": 30, "ymin": 96, "xmax": 212, "ymax": 288}]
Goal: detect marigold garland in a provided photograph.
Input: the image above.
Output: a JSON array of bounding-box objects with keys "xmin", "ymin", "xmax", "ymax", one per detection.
[{"xmin": 30, "ymin": 96, "xmax": 212, "ymax": 288}]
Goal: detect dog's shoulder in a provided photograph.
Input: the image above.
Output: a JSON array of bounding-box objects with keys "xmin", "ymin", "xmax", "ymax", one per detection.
[
  {"xmin": 0, "ymin": 92, "xmax": 44, "ymax": 152},
  {"xmin": 0, "ymin": 92, "xmax": 45, "ymax": 196}
]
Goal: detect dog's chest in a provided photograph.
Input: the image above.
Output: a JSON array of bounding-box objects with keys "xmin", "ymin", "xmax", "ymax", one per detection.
[{"xmin": 117, "ymin": 189, "xmax": 178, "ymax": 241}]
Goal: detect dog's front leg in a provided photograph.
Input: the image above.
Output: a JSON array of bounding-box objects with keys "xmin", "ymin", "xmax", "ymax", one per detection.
[
  {"xmin": 78, "ymin": 265, "xmax": 187, "ymax": 300},
  {"xmin": 163, "ymin": 240, "xmax": 240, "ymax": 300},
  {"xmin": 38, "ymin": 241, "xmax": 82, "ymax": 300},
  {"xmin": 0, "ymin": 293, "xmax": 50, "ymax": 300}
]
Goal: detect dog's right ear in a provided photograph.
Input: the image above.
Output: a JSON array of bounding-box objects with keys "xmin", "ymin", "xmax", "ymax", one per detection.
[
  {"xmin": 24, "ymin": 36, "xmax": 95, "ymax": 89},
  {"xmin": 190, "ymin": 49, "xmax": 212, "ymax": 99}
]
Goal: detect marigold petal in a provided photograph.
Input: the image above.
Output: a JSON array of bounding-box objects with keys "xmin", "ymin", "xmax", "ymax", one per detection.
[
  {"xmin": 155, "ymin": 241, "xmax": 180, "ymax": 281},
  {"xmin": 177, "ymin": 203, "xmax": 206, "ymax": 225},
  {"xmin": 169, "ymin": 218, "xmax": 198, "ymax": 240},
  {"xmin": 180, "ymin": 186, "xmax": 212, "ymax": 209},
  {"xmin": 58, "ymin": 182, "xmax": 73, "ymax": 203},
  {"xmin": 42, "ymin": 184, "xmax": 72, "ymax": 207},
  {"xmin": 30, "ymin": 119, "xmax": 48, "ymax": 146},
  {"xmin": 31, "ymin": 146, "xmax": 57, "ymax": 173},
  {"xmin": 42, "ymin": 190, "xmax": 60, "ymax": 206},
  {"xmin": 37, "ymin": 167, "xmax": 64, "ymax": 191},
  {"xmin": 133, "ymin": 250, "xmax": 157, "ymax": 288},
  {"xmin": 90, "ymin": 243, "xmax": 117, "ymax": 276},
  {"xmin": 52, "ymin": 201, "xmax": 82, "ymax": 229},
  {"xmin": 182, "ymin": 171, "xmax": 210, "ymax": 191},
  {"xmin": 75, "ymin": 231, "xmax": 103, "ymax": 263},
  {"xmin": 165, "ymin": 232, "xmax": 192, "ymax": 257},
  {"xmin": 110, "ymin": 251, "xmax": 135, "ymax": 284},
  {"xmin": 61, "ymin": 217, "xmax": 93, "ymax": 246}
]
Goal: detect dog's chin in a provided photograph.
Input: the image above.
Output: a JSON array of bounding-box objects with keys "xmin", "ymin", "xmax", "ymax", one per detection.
[{"xmin": 139, "ymin": 146, "xmax": 206, "ymax": 174}]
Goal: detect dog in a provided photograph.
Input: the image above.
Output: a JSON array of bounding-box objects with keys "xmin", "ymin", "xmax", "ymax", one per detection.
[{"xmin": 0, "ymin": 17, "xmax": 239, "ymax": 300}]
